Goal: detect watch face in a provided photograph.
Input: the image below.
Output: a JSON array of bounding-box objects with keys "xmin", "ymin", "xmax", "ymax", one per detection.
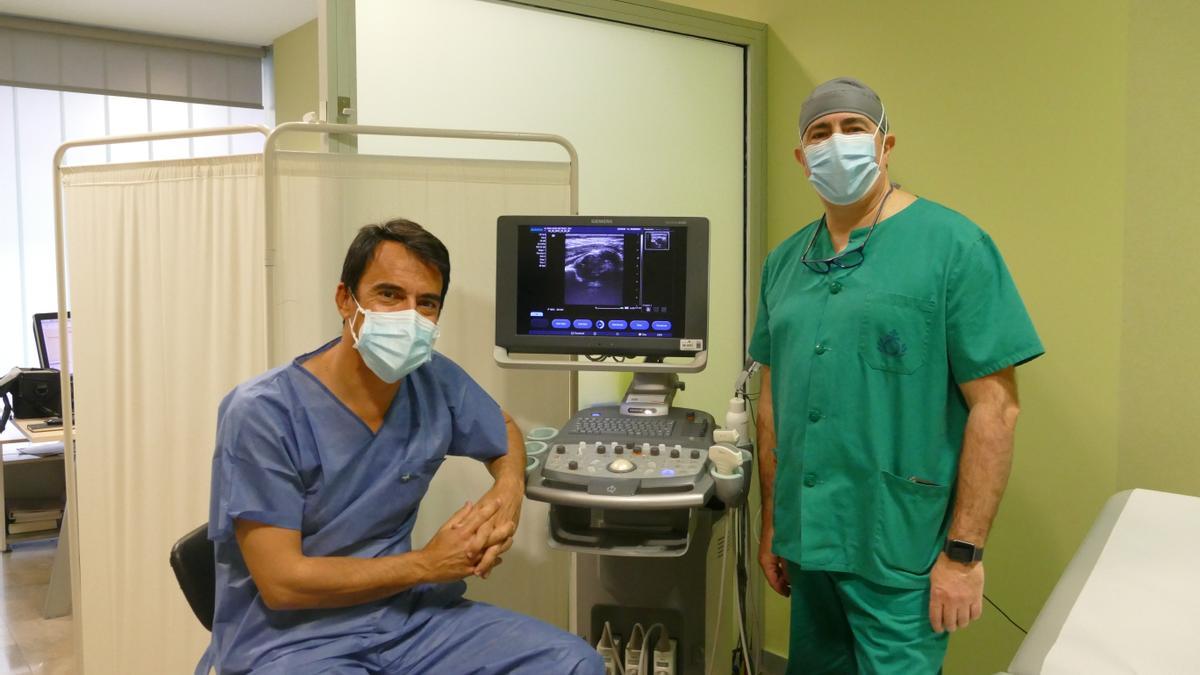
[{"xmin": 947, "ymin": 540, "xmax": 976, "ymax": 562}]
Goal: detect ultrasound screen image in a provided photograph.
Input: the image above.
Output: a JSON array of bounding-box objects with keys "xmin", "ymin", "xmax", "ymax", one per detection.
[
  {"xmin": 513, "ymin": 223, "xmax": 688, "ymax": 339},
  {"xmin": 563, "ymin": 235, "xmax": 624, "ymax": 306},
  {"xmin": 645, "ymin": 231, "xmax": 670, "ymax": 250}
]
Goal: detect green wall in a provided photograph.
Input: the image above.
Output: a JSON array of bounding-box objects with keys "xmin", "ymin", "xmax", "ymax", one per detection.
[{"xmin": 1117, "ymin": 0, "xmax": 1200, "ymax": 498}]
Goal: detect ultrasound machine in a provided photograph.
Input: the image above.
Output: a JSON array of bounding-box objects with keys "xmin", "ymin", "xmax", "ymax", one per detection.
[{"xmin": 494, "ymin": 216, "xmax": 755, "ymax": 674}]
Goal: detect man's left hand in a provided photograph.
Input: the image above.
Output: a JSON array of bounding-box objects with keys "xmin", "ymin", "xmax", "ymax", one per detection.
[
  {"xmin": 929, "ymin": 553, "xmax": 984, "ymax": 633},
  {"xmin": 470, "ymin": 478, "xmax": 524, "ymax": 579}
]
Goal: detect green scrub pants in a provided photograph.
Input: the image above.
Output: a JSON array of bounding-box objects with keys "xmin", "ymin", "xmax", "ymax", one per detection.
[{"xmin": 785, "ymin": 562, "xmax": 948, "ymax": 674}]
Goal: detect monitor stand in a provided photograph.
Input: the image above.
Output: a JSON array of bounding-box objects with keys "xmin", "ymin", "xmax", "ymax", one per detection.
[{"xmin": 619, "ymin": 367, "xmax": 684, "ymax": 417}]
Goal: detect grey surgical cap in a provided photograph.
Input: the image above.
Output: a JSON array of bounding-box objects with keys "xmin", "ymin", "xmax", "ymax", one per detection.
[{"xmin": 798, "ymin": 77, "xmax": 888, "ymax": 135}]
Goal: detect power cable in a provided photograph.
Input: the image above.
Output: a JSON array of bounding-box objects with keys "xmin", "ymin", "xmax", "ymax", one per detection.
[{"xmin": 984, "ymin": 594, "xmax": 1028, "ymax": 635}]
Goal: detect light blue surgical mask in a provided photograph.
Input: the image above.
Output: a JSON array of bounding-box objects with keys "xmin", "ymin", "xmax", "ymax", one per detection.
[
  {"xmin": 349, "ymin": 297, "xmax": 440, "ymax": 383},
  {"xmin": 802, "ymin": 122, "xmax": 885, "ymax": 206}
]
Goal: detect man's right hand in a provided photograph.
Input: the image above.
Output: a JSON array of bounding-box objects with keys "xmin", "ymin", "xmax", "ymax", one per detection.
[
  {"xmin": 419, "ymin": 500, "xmax": 514, "ymax": 583},
  {"xmin": 759, "ymin": 523, "xmax": 791, "ymax": 597}
]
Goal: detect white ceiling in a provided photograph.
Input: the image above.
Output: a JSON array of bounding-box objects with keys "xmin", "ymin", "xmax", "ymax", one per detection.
[{"xmin": 0, "ymin": 0, "xmax": 317, "ymax": 47}]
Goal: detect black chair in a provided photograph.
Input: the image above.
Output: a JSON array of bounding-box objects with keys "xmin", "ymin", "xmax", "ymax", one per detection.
[{"xmin": 170, "ymin": 523, "xmax": 215, "ymax": 631}]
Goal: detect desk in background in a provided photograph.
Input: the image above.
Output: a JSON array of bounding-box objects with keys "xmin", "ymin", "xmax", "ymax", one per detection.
[
  {"xmin": 11, "ymin": 417, "xmax": 67, "ymax": 445},
  {"xmin": 1, "ymin": 418, "xmax": 66, "ymax": 549},
  {"xmin": 1, "ymin": 417, "xmax": 71, "ymax": 618}
]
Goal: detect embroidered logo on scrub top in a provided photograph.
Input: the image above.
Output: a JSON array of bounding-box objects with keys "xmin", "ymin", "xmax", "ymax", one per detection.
[{"xmin": 877, "ymin": 330, "xmax": 908, "ymax": 358}]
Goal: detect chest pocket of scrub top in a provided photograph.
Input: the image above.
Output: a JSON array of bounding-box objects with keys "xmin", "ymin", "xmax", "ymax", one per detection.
[
  {"xmin": 396, "ymin": 458, "xmax": 442, "ymax": 498},
  {"xmin": 376, "ymin": 457, "xmax": 444, "ymax": 536},
  {"xmin": 859, "ymin": 291, "xmax": 935, "ymax": 375}
]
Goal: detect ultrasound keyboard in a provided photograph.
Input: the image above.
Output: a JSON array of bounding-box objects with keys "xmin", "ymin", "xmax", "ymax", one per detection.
[
  {"xmin": 567, "ymin": 415, "xmax": 677, "ymax": 438},
  {"xmin": 529, "ymin": 405, "xmax": 715, "ymax": 502}
]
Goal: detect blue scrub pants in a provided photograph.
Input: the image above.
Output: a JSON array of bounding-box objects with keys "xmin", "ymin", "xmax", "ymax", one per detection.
[
  {"xmin": 246, "ymin": 582, "xmax": 603, "ymax": 675},
  {"xmin": 785, "ymin": 563, "xmax": 948, "ymax": 675}
]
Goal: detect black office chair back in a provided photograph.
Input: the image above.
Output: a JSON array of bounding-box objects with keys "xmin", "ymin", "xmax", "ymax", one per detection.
[{"xmin": 170, "ymin": 523, "xmax": 216, "ymax": 631}]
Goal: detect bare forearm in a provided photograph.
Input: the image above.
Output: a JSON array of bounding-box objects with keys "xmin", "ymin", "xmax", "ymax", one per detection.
[
  {"xmin": 756, "ymin": 369, "xmax": 778, "ymax": 524},
  {"xmin": 486, "ymin": 412, "xmax": 526, "ymax": 489},
  {"xmin": 949, "ymin": 400, "xmax": 1018, "ymax": 545},
  {"xmin": 269, "ymin": 551, "xmax": 434, "ymax": 610}
]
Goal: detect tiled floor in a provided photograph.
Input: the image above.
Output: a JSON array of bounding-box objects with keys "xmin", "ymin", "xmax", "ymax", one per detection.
[{"xmin": 0, "ymin": 540, "xmax": 73, "ymax": 674}]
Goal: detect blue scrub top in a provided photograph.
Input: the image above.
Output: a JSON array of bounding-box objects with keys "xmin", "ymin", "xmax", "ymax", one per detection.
[{"xmin": 205, "ymin": 339, "xmax": 508, "ymax": 674}]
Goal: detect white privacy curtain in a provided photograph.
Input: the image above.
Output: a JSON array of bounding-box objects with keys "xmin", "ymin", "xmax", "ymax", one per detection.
[
  {"xmin": 271, "ymin": 150, "xmax": 573, "ymax": 626},
  {"xmin": 61, "ymin": 156, "xmax": 267, "ymax": 675}
]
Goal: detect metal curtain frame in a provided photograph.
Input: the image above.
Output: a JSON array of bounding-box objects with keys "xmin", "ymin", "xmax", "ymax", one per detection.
[{"xmin": 51, "ymin": 125, "xmax": 270, "ymax": 675}]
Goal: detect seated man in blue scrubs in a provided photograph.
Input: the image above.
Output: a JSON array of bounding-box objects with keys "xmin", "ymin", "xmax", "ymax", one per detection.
[{"xmin": 201, "ymin": 218, "xmax": 602, "ymax": 674}]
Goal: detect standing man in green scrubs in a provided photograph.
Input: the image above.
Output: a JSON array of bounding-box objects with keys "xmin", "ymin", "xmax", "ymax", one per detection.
[{"xmin": 750, "ymin": 77, "xmax": 1044, "ymax": 673}]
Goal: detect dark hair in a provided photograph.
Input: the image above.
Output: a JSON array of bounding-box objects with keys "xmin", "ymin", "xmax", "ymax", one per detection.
[{"xmin": 340, "ymin": 218, "xmax": 451, "ymax": 305}]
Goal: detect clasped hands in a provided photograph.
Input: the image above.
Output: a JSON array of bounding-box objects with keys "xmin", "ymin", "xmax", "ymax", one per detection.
[{"xmin": 420, "ymin": 480, "xmax": 522, "ymax": 582}]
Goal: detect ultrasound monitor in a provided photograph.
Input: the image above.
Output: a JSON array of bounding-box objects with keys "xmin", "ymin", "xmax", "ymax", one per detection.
[
  {"xmin": 495, "ymin": 216, "xmax": 708, "ymax": 359},
  {"xmin": 33, "ymin": 312, "xmax": 72, "ymax": 373}
]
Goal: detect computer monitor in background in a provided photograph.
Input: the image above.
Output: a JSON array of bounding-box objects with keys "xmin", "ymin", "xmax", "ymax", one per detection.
[
  {"xmin": 495, "ymin": 216, "xmax": 709, "ymax": 359},
  {"xmin": 32, "ymin": 312, "xmax": 72, "ymax": 373}
]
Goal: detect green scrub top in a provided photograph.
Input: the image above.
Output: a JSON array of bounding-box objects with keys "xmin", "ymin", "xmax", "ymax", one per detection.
[{"xmin": 749, "ymin": 197, "xmax": 1044, "ymax": 589}]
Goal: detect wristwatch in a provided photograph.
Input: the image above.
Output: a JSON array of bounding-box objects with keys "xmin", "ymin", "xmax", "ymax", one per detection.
[{"xmin": 943, "ymin": 539, "xmax": 984, "ymax": 564}]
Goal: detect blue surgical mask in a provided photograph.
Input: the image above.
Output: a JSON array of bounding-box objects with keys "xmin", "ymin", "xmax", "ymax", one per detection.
[
  {"xmin": 349, "ymin": 297, "xmax": 440, "ymax": 383},
  {"xmin": 803, "ymin": 125, "xmax": 884, "ymax": 206}
]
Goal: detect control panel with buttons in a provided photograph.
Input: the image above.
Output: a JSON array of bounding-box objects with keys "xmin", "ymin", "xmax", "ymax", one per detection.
[{"xmin": 536, "ymin": 405, "xmax": 714, "ymax": 494}]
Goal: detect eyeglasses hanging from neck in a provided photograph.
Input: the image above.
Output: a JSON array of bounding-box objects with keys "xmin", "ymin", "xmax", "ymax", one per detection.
[{"xmin": 800, "ymin": 184, "xmax": 896, "ymax": 275}]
